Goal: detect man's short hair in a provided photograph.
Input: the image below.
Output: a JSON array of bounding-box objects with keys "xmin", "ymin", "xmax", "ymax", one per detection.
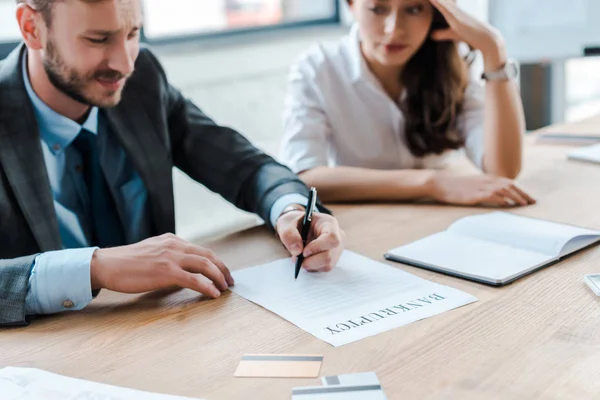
[
  {"xmin": 17, "ymin": 1, "xmax": 107, "ymax": 27},
  {"xmin": 16, "ymin": 0, "xmax": 59, "ymax": 25}
]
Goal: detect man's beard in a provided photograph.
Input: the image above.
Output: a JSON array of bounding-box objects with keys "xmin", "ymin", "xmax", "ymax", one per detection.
[{"xmin": 42, "ymin": 38, "xmax": 128, "ymax": 108}]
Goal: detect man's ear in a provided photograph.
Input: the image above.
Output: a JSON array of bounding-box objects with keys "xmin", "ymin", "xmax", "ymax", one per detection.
[{"xmin": 16, "ymin": 3, "xmax": 44, "ymax": 50}]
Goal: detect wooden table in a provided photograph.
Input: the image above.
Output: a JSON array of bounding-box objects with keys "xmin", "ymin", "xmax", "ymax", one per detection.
[{"xmin": 3, "ymin": 117, "xmax": 600, "ymax": 399}]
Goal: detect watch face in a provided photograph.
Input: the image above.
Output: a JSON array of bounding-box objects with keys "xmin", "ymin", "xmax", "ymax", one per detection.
[
  {"xmin": 507, "ymin": 61, "xmax": 519, "ymax": 78},
  {"xmin": 483, "ymin": 60, "xmax": 519, "ymax": 81}
]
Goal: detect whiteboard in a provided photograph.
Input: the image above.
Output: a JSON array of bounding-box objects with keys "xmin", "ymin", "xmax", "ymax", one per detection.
[{"xmin": 490, "ymin": 0, "xmax": 600, "ymax": 63}]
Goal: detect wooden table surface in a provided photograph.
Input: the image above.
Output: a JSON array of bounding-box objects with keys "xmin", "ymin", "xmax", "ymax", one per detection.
[{"xmin": 3, "ymin": 116, "xmax": 600, "ymax": 399}]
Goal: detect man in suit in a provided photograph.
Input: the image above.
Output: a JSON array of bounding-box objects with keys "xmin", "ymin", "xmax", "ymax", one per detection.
[{"xmin": 0, "ymin": 0, "xmax": 345, "ymax": 326}]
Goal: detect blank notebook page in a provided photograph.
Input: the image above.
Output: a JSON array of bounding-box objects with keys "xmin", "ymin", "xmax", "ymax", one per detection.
[{"xmin": 389, "ymin": 231, "xmax": 552, "ymax": 282}]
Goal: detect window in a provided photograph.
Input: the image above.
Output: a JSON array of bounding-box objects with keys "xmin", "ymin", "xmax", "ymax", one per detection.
[
  {"xmin": 142, "ymin": 0, "xmax": 339, "ymax": 40},
  {"xmin": 0, "ymin": 1, "xmax": 20, "ymax": 43},
  {"xmin": 1, "ymin": 1, "xmax": 339, "ymax": 52},
  {"xmin": 565, "ymin": 57, "xmax": 600, "ymax": 122}
]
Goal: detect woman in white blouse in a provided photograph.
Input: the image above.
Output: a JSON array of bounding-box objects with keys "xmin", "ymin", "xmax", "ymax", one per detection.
[{"xmin": 281, "ymin": 0, "xmax": 535, "ymax": 207}]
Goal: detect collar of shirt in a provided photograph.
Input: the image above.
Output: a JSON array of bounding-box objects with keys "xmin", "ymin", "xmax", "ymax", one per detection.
[
  {"xmin": 346, "ymin": 24, "xmax": 406, "ymax": 103},
  {"xmin": 22, "ymin": 51, "xmax": 99, "ymax": 155},
  {"xmin": 348, "ymin": 24, "xmax": 366, "ymax": 83}
]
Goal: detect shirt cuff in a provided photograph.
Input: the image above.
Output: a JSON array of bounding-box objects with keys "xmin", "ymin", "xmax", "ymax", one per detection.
[
  {"xmin": 287, "ymin": 159, "xmax": 327, "ymax": 175},
  {"xmin": 27, "ymin": 248, "xmax": 97, "ymax": 315},
  {"xmin": 269, "ymin": 193, "xmax": 310, "ymax": 227}
]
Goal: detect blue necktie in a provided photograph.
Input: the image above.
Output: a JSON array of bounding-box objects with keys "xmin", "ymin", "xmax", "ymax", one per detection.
[{"xmin": 72, "ymin": 129, "xmax": 125, "ymax": 248}]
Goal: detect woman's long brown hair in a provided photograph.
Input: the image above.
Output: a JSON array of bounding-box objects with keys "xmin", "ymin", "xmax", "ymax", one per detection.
[
  {"xmin": 347, "ymin": 1, "xmax": 472, "ymax": 157},
  {"xmin": 400, "ymin": 9, "xmax": 471, "ymax": 157}
]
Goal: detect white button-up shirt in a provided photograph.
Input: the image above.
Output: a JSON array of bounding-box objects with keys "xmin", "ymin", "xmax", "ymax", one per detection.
[{"xmin": 280, "ymin": 25, "xmax": 486, "ymax": 174}]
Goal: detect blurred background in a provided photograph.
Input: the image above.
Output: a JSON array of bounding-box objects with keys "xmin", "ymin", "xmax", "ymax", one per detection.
[{"xmin": 1, "ymin": 0, "xmax": 599, "ymax": 241}]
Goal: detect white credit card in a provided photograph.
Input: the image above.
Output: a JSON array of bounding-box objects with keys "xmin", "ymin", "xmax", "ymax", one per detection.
[
  {"xmin": 292, "ymin": 383, "xmax": 387, "ymax": 400},
  {"xmin": 584, "ymin": 274, "xmax": 600, "ymax": 296},
  {"xmin": 322, "ymin": 372, "xmax": 380, "ymax": 387}
]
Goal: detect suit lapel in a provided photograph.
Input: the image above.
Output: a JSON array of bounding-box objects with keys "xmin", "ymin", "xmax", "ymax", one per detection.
[
  {"xmin": 0, "ymin": 44, "xmax": 61, "ymax": 252},
  {"xmin": 104, "ymin": 92, "xmax": 175, "ymax": 236}
]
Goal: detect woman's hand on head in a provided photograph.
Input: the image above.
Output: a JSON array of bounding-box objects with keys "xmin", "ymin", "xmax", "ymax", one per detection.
[{"xmin": 429, "ymin": 0, "xmax": 506, "ymax": 67}]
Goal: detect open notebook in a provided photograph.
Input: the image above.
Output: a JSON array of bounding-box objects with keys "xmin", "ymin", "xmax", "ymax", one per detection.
[
  {"xmin": 385, "ymin": 212, "xmax": 600, "ymax": 286},
  {"xmin": 568, "ymin": 143, "xmax": 600, "ymax": 164}
]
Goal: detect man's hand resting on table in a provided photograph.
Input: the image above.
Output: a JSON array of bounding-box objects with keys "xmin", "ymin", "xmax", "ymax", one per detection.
[
  {"xmin": 90, "ymin": 233, "xmax": 234, "ymax": 298},
  {"xmin": 90, "ymin": 210, "xmax": 346, "ymax": 298}
]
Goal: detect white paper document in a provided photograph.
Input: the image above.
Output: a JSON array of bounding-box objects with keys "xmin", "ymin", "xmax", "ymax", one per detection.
[
  {"xmin": 231, "ymin": 251, "xmax": 477, "ymax": 347},
  {"xmin": 0, "ymin": 367, "xmax": 203, "ymax": 400}
]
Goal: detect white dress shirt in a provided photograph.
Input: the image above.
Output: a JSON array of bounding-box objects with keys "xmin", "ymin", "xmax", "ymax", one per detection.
[{"xmin": 280, "ymin": 25, "xmax": 486, "ymax": 174}]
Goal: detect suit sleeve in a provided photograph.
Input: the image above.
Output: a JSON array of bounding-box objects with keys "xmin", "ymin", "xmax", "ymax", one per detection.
[
  {"xmin": 0, "ymin": 255, "xmax": 35, "ymax": 326},
  {"xmin": 142, "ymin": 49, "xmax": 329, "ymax": 228}
]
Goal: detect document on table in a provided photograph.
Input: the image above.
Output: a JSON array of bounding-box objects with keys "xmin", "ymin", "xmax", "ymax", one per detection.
[
  {"xmin": 231, "ymin": 251, "xmax": 477, "ymax": 347},
  {"xmin": 0, "ymin": 367, "xmax": 203, "ymax": 400}
]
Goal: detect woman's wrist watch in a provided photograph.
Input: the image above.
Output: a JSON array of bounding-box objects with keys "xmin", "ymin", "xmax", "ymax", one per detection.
[{"xmin": 481, "ymin": 59, "xmax": 519, "ymax": 82}]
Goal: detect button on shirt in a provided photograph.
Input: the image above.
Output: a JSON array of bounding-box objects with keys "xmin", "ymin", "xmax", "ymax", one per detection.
[{"xmin": 280, "ymin": 24, "xmax": 486, "ymax": 174}]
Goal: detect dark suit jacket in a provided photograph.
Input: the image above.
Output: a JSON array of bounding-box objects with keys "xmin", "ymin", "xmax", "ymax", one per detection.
[{"xmin": 0, "ymin": 44, "xmax": 317, "ymax": 326}]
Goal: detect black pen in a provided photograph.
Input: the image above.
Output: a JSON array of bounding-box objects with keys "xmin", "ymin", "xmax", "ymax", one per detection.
[{"xmin": 295, "ymin": 187, "xmax": 317, "ymax": 280}]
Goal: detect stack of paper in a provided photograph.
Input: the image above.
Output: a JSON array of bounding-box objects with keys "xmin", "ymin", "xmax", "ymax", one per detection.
[
  {"xmin": 231, "ymin": 251, "xmax": 477, "ymax": 347},
  {"xmin": 0, "ymin": 367, "xmax": 203, "ymax": 400},
  {"xmin": 537, "ymin": 133, "xmax": 600, "ymax": 145}
]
